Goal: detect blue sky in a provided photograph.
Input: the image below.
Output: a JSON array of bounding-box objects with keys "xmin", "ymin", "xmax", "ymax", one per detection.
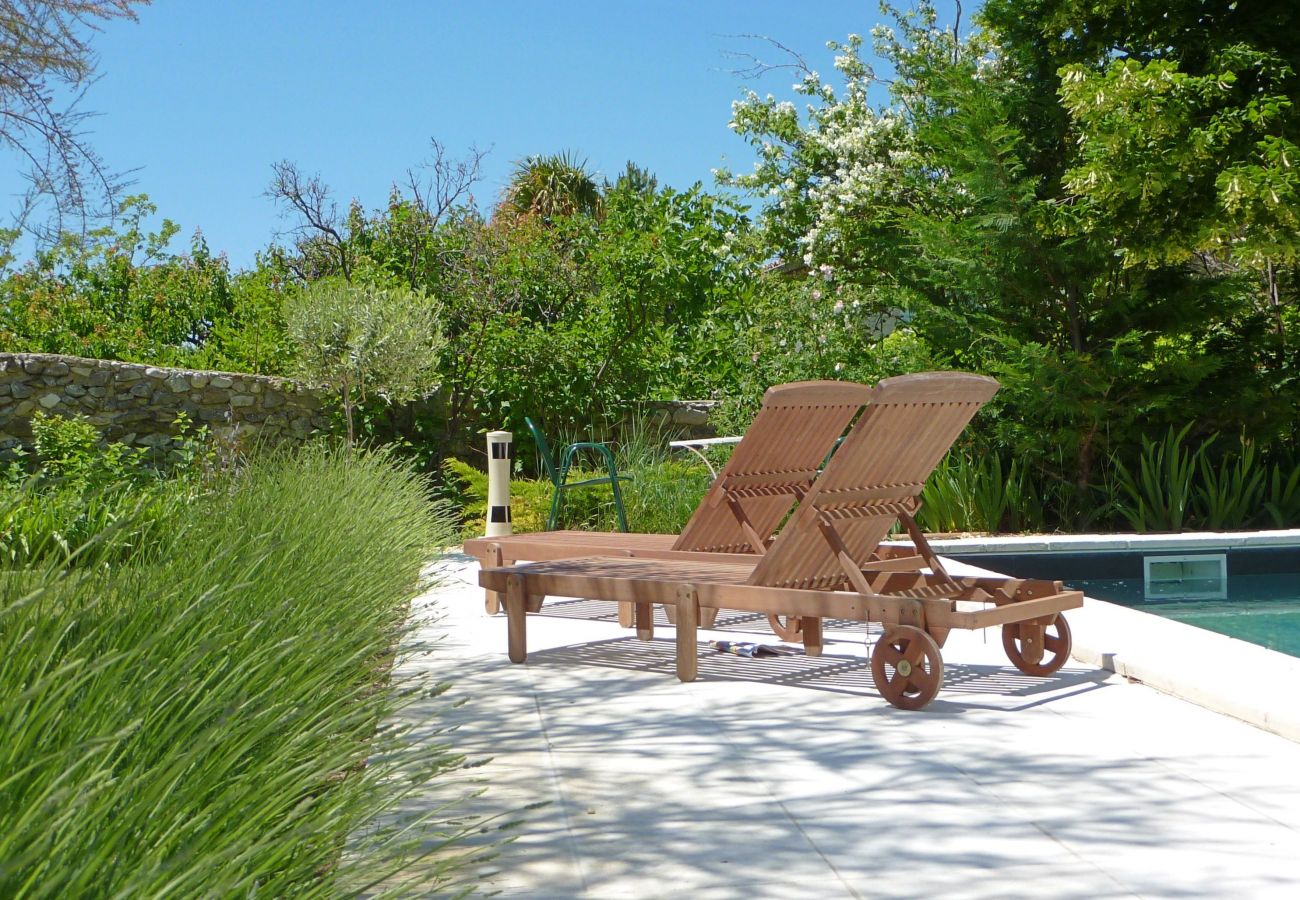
[{"xmin": 2, "ymin": 1, "xmax": 962, "ymax": 268}]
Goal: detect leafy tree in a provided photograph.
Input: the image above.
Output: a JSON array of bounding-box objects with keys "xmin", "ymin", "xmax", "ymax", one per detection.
[
  {"xmin": 1, "ymin": 0, "xmax": 149, "ymax": 239},
  {"xmin": 723, "ymin": 3, "xmax": 1300, "ymax": 521},
  {"xmin": 0, "ymin": 194, "xmax": 234, "ymax": 362},
  {"xmin": 284, "ymin": 280, "xmax": 444, "ymax": 444}
]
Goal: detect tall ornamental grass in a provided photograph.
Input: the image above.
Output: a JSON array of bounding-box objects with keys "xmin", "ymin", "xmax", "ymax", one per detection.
[{"xmin": 0, "ymin": 445, "xmax": 477, "ymax": 897}]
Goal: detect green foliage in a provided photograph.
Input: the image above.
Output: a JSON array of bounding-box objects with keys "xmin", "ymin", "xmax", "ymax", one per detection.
[
  {"xmin": 721, "ymin": 2, "xmax": 1300, "ymax": 513},
  {"xmin": 1196, "ymin": 438, "xmax": 1269, "ymax": 531},
  {"xmin": 1112, "ymin": 424, "xmax": 1203, "ymax": 532},
  {"xmin": 916, "ymin": 452, "xmax": 1046, "ymax": 534},
  {"xmin": 442, "ymin": 420, "xmax": 712, "ymax": 538},
  {"xmin": 28, "ymin": 410, "xmax": 143, "ymax": 486},
  {"xmin": 0, "ymin": 445, "xmax": 481, "ymax": 896},
  {"xmin": 0, "ymin": 196, "xmax": 234, "ymax": 363},
  {"xmin": 1264, "ymin": 463, "xmax": 1300, "ymax": 529},
  {"xmin": 500, "ymin": 151, "xmax": 603, "ymax": 222},
  {"xmin": 286, "ymin": 279, "xmax": 445, "ymax": 443}
]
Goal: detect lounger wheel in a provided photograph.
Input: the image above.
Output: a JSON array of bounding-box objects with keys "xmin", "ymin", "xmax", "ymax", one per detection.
[
  {"xmin": 1002, "ymin": 614, "xmax": 1072, "ymax": 676},
  {"xmin": 870, "ymin": 625, "xmax": 944, "ymax": 710},
  {"xmin": 766, "ymin": 614, "xmax": 803, "ymax": 642}
]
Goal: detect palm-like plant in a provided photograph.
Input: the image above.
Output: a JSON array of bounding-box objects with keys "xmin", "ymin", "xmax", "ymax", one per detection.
[{"xmin": 499, "ymin": 151, "xmax": 602, "ymax": 222}]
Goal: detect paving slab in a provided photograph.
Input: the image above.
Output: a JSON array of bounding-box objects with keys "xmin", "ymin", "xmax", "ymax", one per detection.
[{"xmin": 395, "ymin": 555, "xmax": 1300, "ymax": 898}]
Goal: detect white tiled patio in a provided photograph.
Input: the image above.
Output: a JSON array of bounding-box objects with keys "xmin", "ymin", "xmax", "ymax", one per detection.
[{"xmin": 397, "ymin": 555, "xmax": 1300, "ymax": 899}]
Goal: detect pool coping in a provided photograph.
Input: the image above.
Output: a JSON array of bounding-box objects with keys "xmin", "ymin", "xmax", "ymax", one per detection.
[
  {"xmin": 926, "ymin": 528, "xmax": 1300, "ymax": 554},
  {"xmin": 939, "ymin": 542, "xmax": 1300, "ymax": 744}
]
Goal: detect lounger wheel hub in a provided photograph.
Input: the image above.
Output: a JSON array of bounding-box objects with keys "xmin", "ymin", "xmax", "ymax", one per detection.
[{"xmin": 871, "ymin": 625, "xmax": 944, "ymax": 710}]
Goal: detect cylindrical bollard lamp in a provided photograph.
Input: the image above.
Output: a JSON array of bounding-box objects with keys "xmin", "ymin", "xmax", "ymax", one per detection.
[{"xmin": 485, "ymin": 430, "xmax": 513, "ymax": 537}]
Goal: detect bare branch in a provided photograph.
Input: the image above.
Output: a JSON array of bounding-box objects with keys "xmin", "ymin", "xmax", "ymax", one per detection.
[
  {"xmin": 266, "ymin": 159, "xmax": 353, "ymax": 281},
  {"xmin": 403, "ymin": 138, "xmax": 487, "ymax": 225},
  {"xmin": 0, "ymin": 1, "xmax": 149, "ymax": 240},
  {"xmin": 720, "ymin": 33, "xmax": 815, "ymax": 81}
]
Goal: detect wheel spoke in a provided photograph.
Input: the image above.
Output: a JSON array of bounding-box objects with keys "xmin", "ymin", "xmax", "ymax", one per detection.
[
  {"xmin": 901, "ymin": 639, "xmax": 928, "ymax": 669},
  {"xmin": 876, "ymin": 641, "xmax": 904, "ymax": 667}
]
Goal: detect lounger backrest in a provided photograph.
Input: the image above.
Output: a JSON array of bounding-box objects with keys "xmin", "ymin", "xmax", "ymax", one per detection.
[
  {"xmin": 672, "ymin": 380, "xmax": 874, "ymax": 553},
  {"xmin": 747, "ymin": 372, "xmax": 999, "ymax": 589}
]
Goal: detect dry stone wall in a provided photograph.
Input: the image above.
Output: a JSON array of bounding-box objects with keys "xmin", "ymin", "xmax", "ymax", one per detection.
[{"xmin": 0, "ymin": 353, "xmax": 329, "ymax": 455}]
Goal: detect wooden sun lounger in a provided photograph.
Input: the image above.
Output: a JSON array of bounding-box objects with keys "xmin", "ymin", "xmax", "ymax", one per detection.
[
  {"xmin": 465, "ymin": 380, "xmax": 876, "ymax": 632},
  {"xmin": 478, "ymin": 372, "xmax": 1084, "ymax": 710}
]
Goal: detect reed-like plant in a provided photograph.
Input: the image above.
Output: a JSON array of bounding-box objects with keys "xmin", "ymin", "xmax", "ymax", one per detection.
[
  {"xmin": 1, "ymin": 445, "xmax": 485, "ymax": 897},
  {"xmin": 916, "ymin": 452, "xmax": 1046, "ymax": 534},
  {"xmin": 1264, "ymin": 461, "xmax": 1300, "ymax": 528},
  {"xmin": 1111, "ymin": 424, "xmax": 1204, "ymax": 532},
  {"xmin": 1195, "ymin": 438, "xmax": 1268, "ymax": 530}
]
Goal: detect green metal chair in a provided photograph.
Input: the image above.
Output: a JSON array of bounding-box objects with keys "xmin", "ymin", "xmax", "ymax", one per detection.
[{"xmin": 525, "ymin": 417, "xmax": 631, "ymax": 532}]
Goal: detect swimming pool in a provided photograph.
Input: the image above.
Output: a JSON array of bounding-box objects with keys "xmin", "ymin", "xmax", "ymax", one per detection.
[{"xmin": 948, "ymin": 546, "xmax": 1300, "ymax": 660}]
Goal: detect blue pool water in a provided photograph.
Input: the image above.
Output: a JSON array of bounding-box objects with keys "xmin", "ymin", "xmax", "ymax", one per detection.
[
  {"xmin": 1075, "ymin": 573, "xmax": 1300, "ymax": 659},
  {"xmin": 949, "ymin": 548, "xmax": 1300, "ymax": 660}
]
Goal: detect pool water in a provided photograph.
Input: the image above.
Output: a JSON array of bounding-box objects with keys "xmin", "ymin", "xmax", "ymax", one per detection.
[
  {"xmin": 948, "ymin": 548, "xmax": 1300, "ymax": 661},
  {"xmin": 1074, "ymin": 573, "xmax": 1300, "ymax": 659}
]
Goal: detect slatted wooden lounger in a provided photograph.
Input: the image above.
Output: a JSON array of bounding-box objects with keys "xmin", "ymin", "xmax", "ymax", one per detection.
[
  {"xmin": 478, "ymin": 372, "xmax": 1085, "ymax": 710},
  {"xmin": 465, "ymin": 380, "xmax": 879, "ymax": 635}
]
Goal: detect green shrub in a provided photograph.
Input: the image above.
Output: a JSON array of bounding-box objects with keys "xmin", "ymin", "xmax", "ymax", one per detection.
[
  {"xmin": 0, "ymin": 445, "xmax": 481, "ymax": 896},
  {"xmin": 442, "ymin": 433, "xmax": 713, "ymax": 539}
]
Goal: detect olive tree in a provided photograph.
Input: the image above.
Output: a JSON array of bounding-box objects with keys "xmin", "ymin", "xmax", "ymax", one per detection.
[{"xmin": 285, "ymin": 280, "xmax": 444, "ymax": 444}]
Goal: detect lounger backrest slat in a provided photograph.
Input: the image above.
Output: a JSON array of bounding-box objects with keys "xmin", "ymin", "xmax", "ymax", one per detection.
[
  {"xmin": 747, "ymin": 372, "xmax": 999, "ymax": 588},
  {"xmin": 672, "ymin": 381, "xmax": 873, "ymax": 553}
]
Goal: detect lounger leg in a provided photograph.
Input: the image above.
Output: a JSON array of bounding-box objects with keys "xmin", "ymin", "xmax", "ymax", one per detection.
[
  {"xmin": 618, "ymin": 602, "xmax": 634, "ymax": 629},
  {"xmin": 506, "ymin": 575, "xmax": 527, "ymax": 664},
  {"xmin": 484, "ymin": 544, "xmax": 504, "ymax": 615},
  {"xmin": 802, "ymin": 616, "xmax": 823, "ymax": 657},
  {"xmin": 635, "ymin": 595, "xmax": 654, "ymax": 641},
  {"xmin": 676, "ymin": 587, "xmax": 698, "ymax": 682}
]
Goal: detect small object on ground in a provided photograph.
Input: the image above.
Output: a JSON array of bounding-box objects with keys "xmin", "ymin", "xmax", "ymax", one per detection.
[{"xmin": 709, "ymin": 640, "xmax": 788, "ymax": 658}]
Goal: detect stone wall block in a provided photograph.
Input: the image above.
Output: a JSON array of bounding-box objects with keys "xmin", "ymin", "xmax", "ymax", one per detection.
[{"xmin": 1, "ymin": 353, "xmax": 331, "ymax": 458}]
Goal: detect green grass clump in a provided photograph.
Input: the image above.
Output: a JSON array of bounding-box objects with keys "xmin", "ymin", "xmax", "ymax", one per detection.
[{"xmin": 0, "ymin": 444, "xmax": 478, "ymax": 897}]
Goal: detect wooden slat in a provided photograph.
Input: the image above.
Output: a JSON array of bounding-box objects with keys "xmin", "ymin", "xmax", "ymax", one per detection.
[
  {"xmin": 748, "ymin": 373, "xmax": 998, "ymax": 592},
  {"xmin": 946, "ymin": 592, "xmax": 1084, "ymax": 629}
]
